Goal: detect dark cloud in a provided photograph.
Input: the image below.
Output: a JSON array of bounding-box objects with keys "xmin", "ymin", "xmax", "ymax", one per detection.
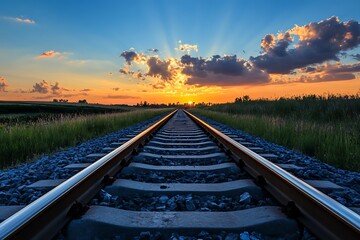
[
  {"xmin": 147, "ymin": 48, "xmax": 159, "ymax": 53},
  {"xmin": 105, "ymin": 95, "xmax": 140, "ymax": 99},
  {"xmin": 351, "ymin": 54, "xmax": 360, "ymax": 61},
  {"xmin": 181, "ymin": 55, "xmax": 270, "ymax": 86},
  {"xmin": 0, "ymin": 76, "xmax": 8, "ymax": 92},
  {"xmin": 119, "ymin": 68, "xmax": 134, "ymax": 75},
  {"xmin": 32, "ymin": 80, "xmax": 49, "ymax": 94},
  {"xmin": 112, "ymin": 87, "xmax": 120, "ymax": 91},
  {"xmin": 80, "ymin": 88, "xmax": 92, "ymax": 92},
  {"xmin": 298, "ymin": 73, "xmax": 355, "ymax": 83},
  {"xmin": 302, "ymin": 66, "xmax": 317, "ymax": 73},
  {"xmin": 146, "ymin": 56, "xmax": 175, "ymax": 80},
  {"xmin": 32, "ymin": 80, "xmax": 66, "ymax": 95},
  {"xmin": 120, "ymin": 50, "xmax": 144, "ymax": 65},
  {"xmin": 324, "ymin": 62, "xmax": 360, "ymax": 74},
  {"xmin": 51, "ymin": 82, "xmax": 62, "ymax": 95},
  {"xmin": 250, "ymin": 17, "xmax": 360, "ymax": 74},
  {"xmin": 276, "ymin": 62, "xmax": 360, "ymax": 84},
  {"xmin": 304, "ymin": 62, "xmax": 360, "ymax": 75}
]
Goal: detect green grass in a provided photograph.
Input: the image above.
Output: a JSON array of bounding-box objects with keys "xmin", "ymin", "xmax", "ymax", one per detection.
[
  {"xmin": 0, "ymin": 109, "xmax": 171, "ymax": 169},
  {"xmin": 190, "ymin": 107, "xmax": 360, "ymax": 172},
  {"xmin": 204, "ymin": 94, "xmax": 360, "ymax": 123}
]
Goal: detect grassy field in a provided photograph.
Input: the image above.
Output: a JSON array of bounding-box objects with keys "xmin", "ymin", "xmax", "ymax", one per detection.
[
  {"xmin": 0, "ymin": 101, "xmax": 134, "ymax": 125},
  {"xmin": 0, "ymin": 108, "xmax": 171, "ymax": 169},
  {"xmin": 191, "ymin": 95, "xmax": 360, "ymax": 171}
]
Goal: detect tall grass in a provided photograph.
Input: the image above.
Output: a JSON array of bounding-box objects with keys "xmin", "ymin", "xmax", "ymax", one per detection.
[
  {"xmin": 0, "ymin": 109, "xmax": 171, "ymax": 169},
  {"xmin": 190, "ymin": 108, "xmax": 360, "ymax": 172},
  {"xmin": 206, "ymin": 94, "xmax": 360, "ymax": 123}
]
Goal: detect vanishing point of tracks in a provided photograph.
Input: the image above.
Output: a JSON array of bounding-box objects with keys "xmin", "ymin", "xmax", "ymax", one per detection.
[{"xmin": 0, "ymin": 109, "xmax": 359, "ymax": 239}]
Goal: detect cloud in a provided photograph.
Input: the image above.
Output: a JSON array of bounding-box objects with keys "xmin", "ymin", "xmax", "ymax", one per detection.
[
  {"xmin": 31, "ymin": 80, "xmax": 66, "ymax": 95},
  {"xmin": 297, "ymin": 73, "xmax": 355, "ymax": 83},
  {"xmin": 36, "ymin": 50, "xmax": 61, "ymax": 59},
  {"xmin": 181, "ymin": 54, "xmax": 270, "ymax": 86},
  {"xmin": 80, "ymin": 88, "xmax": 92, "ymax": 92},
  {"xmin": 4, "ymin": 17, "xmax": 35, "ymax": 24},
  {"xmin": 275, "ymin": 62, "xmax": 360, "ymax": 84},
  {"xmin": 105, "ymin": 95, "xmax": 140, "ymax": 99},
  {"xmin": 112, "ymin": 87, "xmax": 120, "ymax": 91},
  {"xmin": 301, "ymin": 62, "xmax": 360, "ymax": 74},
  {"xmin": 15, "ymin": 17, "xmax": 35, "ymax": 24},
  {"xmin": 351, "ymin": 54, "xmax": 360, "ymax": 61},
  {"xmin": 32, "ymin": 80, "xmax": 50, "ymax": 94},
  {"xmin": 119, "ymin": 67, "xmax": 134, "ymax": 75},
  {"xmin": 51, "ymin": 82, "xmax": 62, "ymax": 95},
  {"xmin": 147, "ymin": 48, "xmax": 159, "ymax": 53},
  {"xmin": 0, "ymin": 76, "xmax": 8, "ymax": 92},
  {"xmin": 250, "ymin": 17, "xmax": 360, "ymax": 74},
  {"xmin": 120, "ymin": 50, "xmax": 145, "ymax": 65},
  {"xmin": 145, "ymin": 56, "xmax": 176, "ymax": 80},
  {"xmin": 133, "ymin": 71, "xmax": 145, "ymax": 80},
  {"xmin": 175, "ymin": 40, "xmax": 198, "ymax": 54},
  {"xmin": 117, "ymin": 17, "xmax": 360, "ymax": 88}
]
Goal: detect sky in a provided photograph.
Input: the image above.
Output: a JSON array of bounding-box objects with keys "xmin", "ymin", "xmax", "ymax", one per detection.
[{"xmin": 0, "ymin": 0, "xmax": 359, "ymax": 105}]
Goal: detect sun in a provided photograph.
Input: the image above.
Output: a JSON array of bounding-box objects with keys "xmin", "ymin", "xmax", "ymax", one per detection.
[{"xmin": 188, "ymin": 101, "xmax": 193, "ymax": 105}]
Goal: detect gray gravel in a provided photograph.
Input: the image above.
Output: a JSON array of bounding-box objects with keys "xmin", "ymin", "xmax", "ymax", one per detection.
[
  {"xmin": 128, "ymin": 231, "xmax": 264, "ymax": 240},
  {"xmin": 0, "ymin": 114, "xmax": 167, "ymax": 206},
  {"xmin": 118, "ymin": 170, "xmax": 249, "ymax": 183},
  {"xmin": 132, "ymin": 155, "xmax": 229, "ymax": 166},
  {"xmin": 91, "ymin": 190, "xmax": 275, "ymax": 212}
]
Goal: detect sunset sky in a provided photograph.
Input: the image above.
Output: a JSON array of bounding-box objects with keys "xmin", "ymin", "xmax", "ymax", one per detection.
[{"xmin": 0, "ymin": 0, "xmax": 359, "ymax": 104}]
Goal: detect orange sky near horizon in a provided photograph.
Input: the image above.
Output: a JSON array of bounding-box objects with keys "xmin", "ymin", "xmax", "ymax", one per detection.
[{"xmin": 2, "ymin": 74, "xmax": 359, "ymax": 105}]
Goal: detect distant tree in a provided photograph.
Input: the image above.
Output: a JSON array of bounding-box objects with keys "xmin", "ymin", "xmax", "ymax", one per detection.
[
  {"xmin": 243, "ymin": 95, "xmax": 251, "ymax": 101},
  {"xmin": 78, "ymin": 99, "xmax": 88, "ymax": 104},
  {"xmin": 235, "ymin": 97, "xmax": 242, "ymax": 103},
  {"xmin": 53, "ymin": 99, "xmax": 58, "ymax": 102}
]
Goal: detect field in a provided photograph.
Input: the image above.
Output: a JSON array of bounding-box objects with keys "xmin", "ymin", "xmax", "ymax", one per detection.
[
  {"xmin": 191, "ymin": 95, "xmax": 360, "ymax": 171},
  {"xmin": 0, "ymin": 101, "xmax": 134, "ymax": 125},
  {"xmin": 0, "ymin": 101, "xmax": 171, "ymax": 169}
]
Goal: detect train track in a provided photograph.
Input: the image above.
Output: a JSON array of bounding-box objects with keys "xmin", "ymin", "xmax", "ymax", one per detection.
[{"xmin": 0, "ymin": 109, "xmax": 359, "ymax": 239}]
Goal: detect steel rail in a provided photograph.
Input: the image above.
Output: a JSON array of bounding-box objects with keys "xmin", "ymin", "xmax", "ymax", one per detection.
[
  {"xmin": 0, "ymin": 109, "xmax": 177, "ymax": 240},
  {"xmin": 184, "ymin": 110, "xmax": 360, "ymax": 240}
]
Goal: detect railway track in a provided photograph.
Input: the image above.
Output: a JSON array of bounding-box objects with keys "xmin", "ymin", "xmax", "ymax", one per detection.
[{"xmin": 0, "ymin": 109, "xmax": 359, "ymax": 239}]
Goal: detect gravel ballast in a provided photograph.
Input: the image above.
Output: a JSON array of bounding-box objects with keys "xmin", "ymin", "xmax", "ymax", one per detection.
[{"xmin": 0, "ymin": 114, "xmax": 167, "ymax": 206}]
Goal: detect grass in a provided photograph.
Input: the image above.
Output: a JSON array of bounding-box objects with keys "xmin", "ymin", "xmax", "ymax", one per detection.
[
  {"xmin": 0, "ymin": 109, "xmax": 171, "ymax": 169},
  {"xmin": 191, "ymin": 95, "xmax": 360, "ymax": 171}
]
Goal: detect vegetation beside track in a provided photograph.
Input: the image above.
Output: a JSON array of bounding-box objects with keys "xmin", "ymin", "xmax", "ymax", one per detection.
[
  {"xmin": 190, "ymin": 95, "xmax": 360, "ymax": 171},
  {"xmin": 0, "ymin": 109, "xmax": 171, "ymax": 169},
  {"xmin": 0, "ymin": 101, "xmax": 135, "ymax": 125}
]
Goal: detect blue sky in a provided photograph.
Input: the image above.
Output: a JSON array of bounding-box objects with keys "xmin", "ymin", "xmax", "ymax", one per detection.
[{"xmin": 0, "ymin": 0, "xmax": 359, "ymax": 104}]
